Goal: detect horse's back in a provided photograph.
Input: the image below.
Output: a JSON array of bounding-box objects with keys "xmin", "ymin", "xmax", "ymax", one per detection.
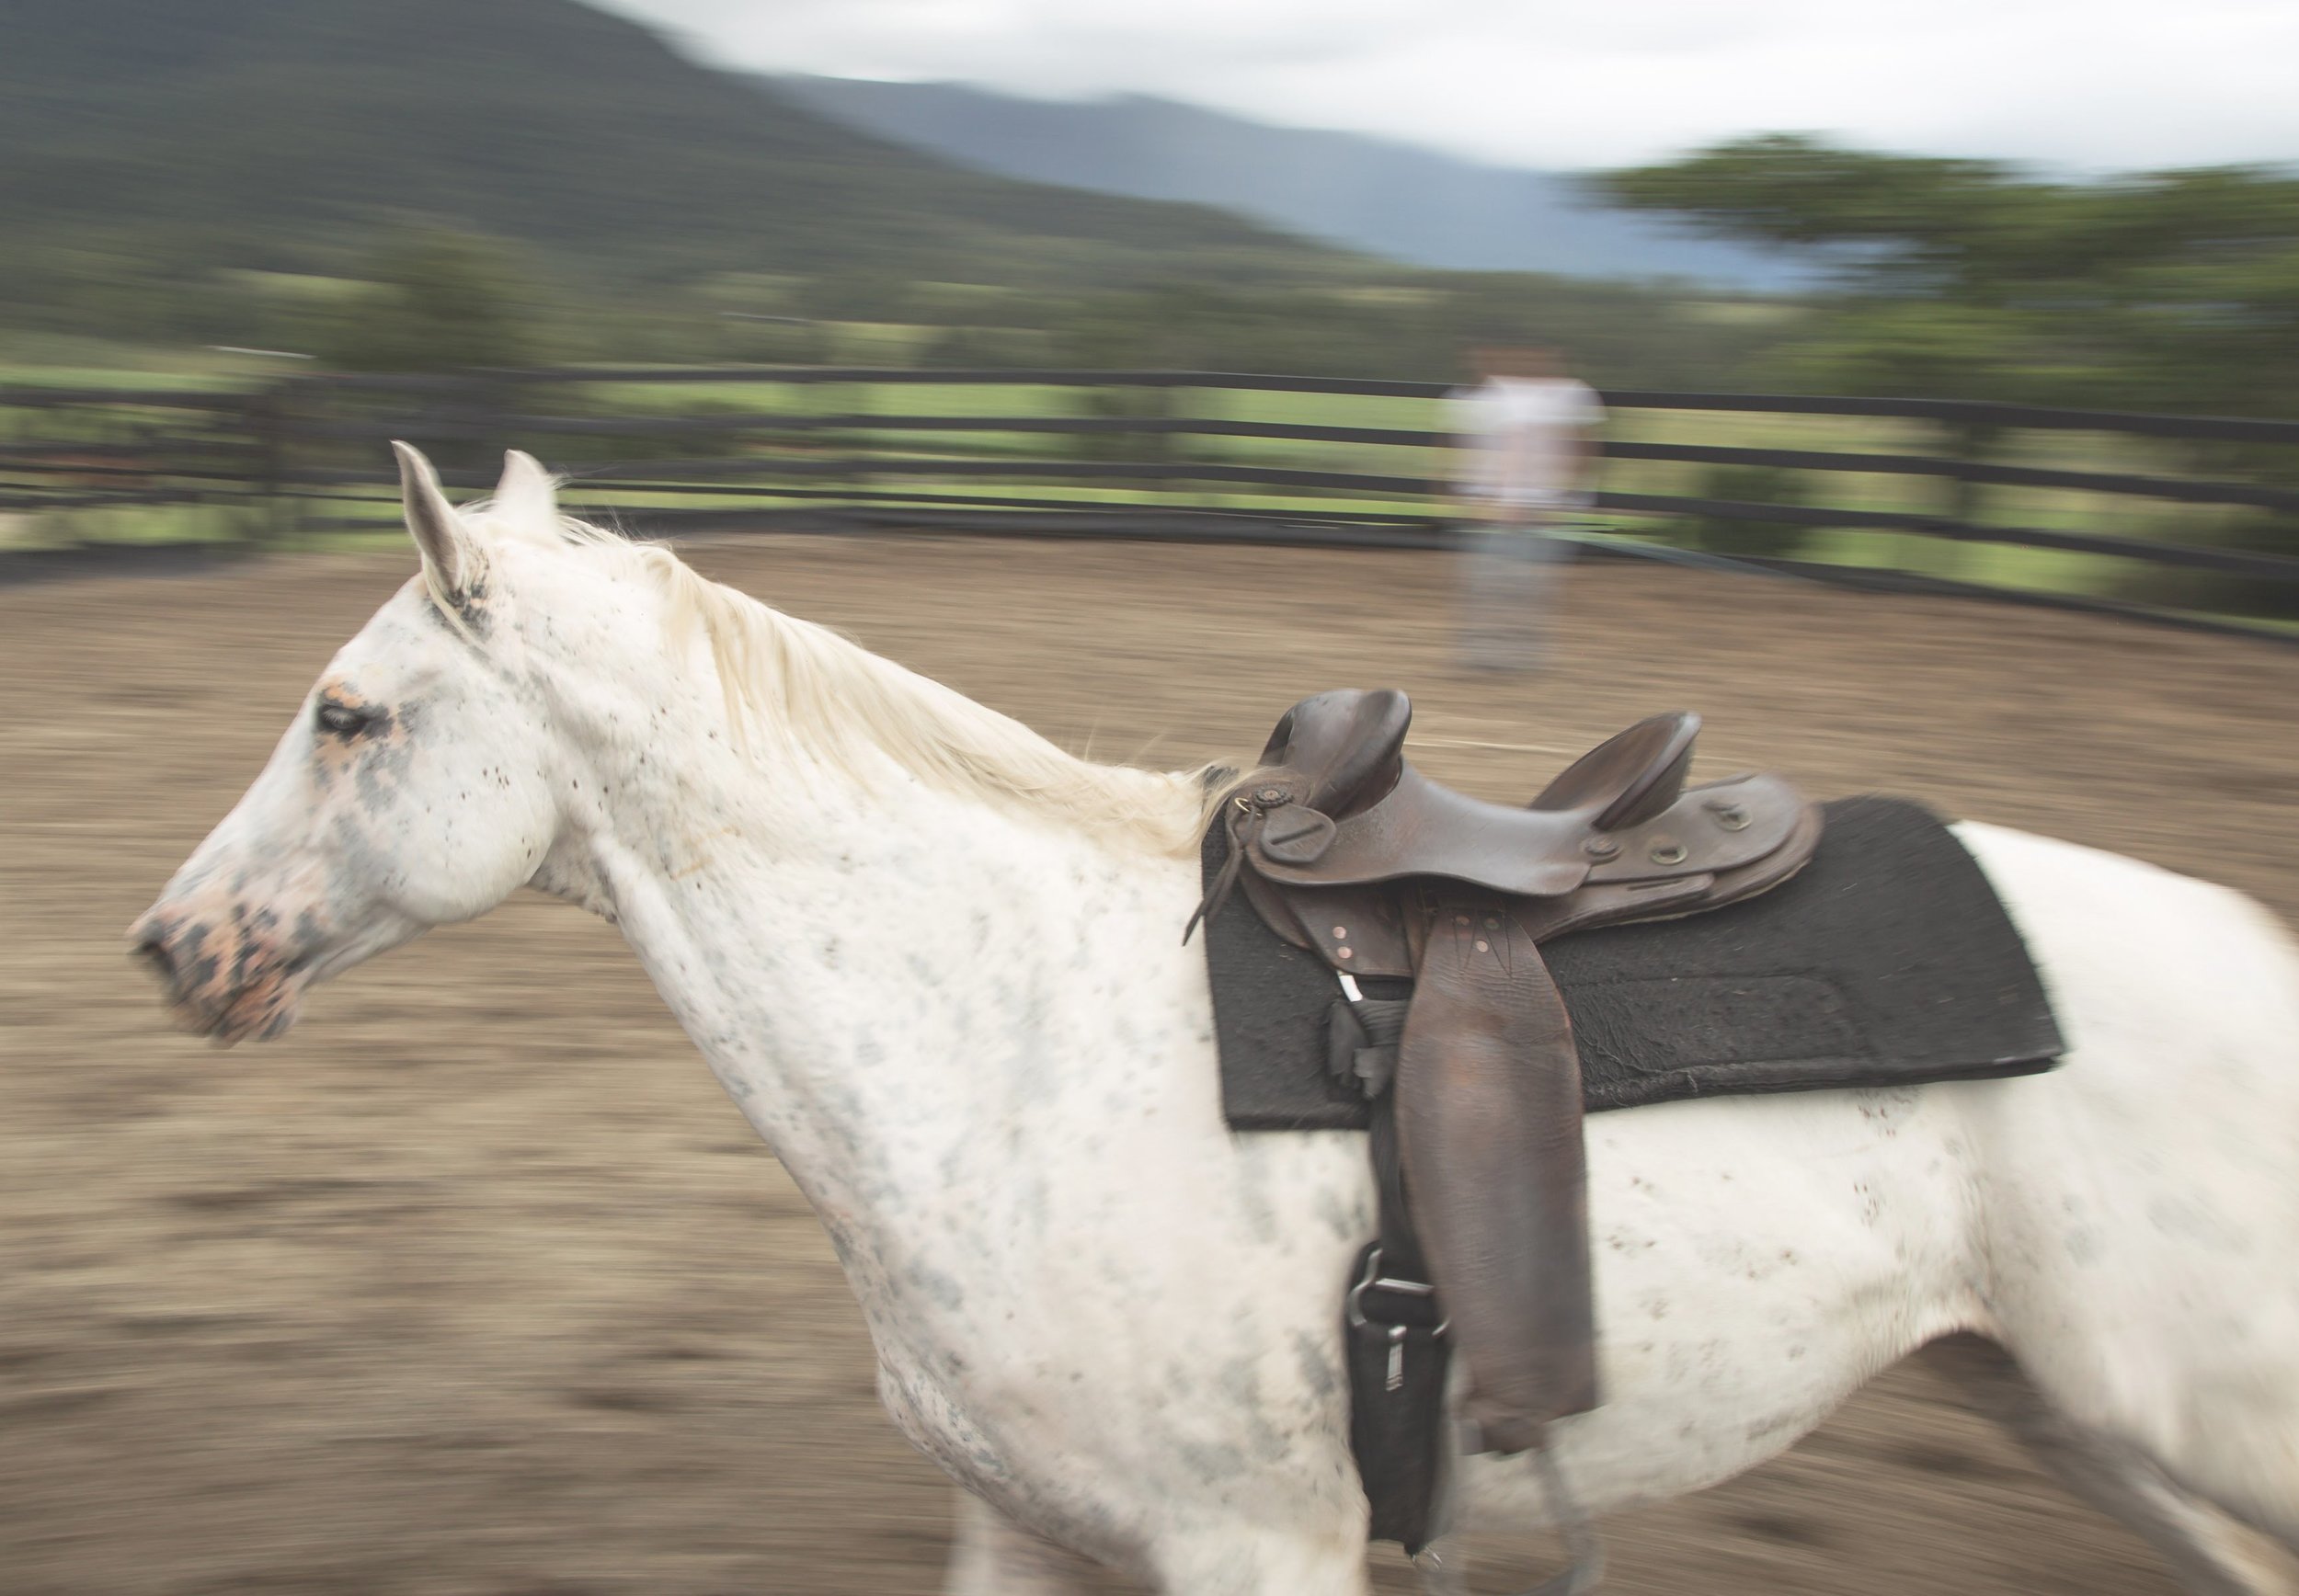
[
  {"xmin": 1955, "ymin": 819, "xmax": 2299, "ymax": 1080},
  {"xmin": 1953, "ymin": 816, "xmax": 2299, "ymax": 1187}
]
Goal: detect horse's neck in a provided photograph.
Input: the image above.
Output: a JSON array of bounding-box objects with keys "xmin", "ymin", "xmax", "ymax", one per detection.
[{"xmin": 546, "ymin": 690, "xmax": 1207, "ymax": 1245}]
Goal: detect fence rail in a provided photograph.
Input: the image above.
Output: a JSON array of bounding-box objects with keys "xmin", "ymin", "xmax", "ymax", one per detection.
[{"xmin": 3, "ymin": 366, "xmax": 2296, "ymax": 641}]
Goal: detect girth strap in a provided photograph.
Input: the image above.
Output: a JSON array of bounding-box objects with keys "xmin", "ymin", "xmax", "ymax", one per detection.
[
  {"xmin": 1344, "ymin": 1083, "xmax": 1453, "ymax": 1552},
  {"xmin": 1396, "ymin": 893, "xmax": 1598, "ymax": 1453}
]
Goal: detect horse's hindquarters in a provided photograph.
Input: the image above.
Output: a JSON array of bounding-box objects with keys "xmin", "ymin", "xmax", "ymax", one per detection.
[{"xmin": 1949, "ymin": 824, "xmax": 2299, "ymax": 1545}]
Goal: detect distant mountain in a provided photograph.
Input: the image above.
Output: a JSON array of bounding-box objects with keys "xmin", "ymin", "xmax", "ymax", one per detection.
[
  {"xmin": 774, "ymin": 76, "xmax": 1807, "ymax": 292},
  {"xmin": 0, "ymin": 0, "xmax": 1350, "ymax": 308}
]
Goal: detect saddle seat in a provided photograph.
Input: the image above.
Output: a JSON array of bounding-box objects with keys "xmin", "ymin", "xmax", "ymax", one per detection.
[
  {"xmin": 1199, "ymin": 689, "xmax": 1822, "ymax": 1463},
  {"xmin": 1262, "ymin": 685, "xmax": 1693, "ymax": 831},
  {"xmin": 1233, "ymin": 689, "xmax": 1818, "ymax": 975}
]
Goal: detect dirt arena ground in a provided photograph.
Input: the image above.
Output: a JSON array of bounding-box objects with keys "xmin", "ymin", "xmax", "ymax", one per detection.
[{"xmin": 6, "ymin": 534, "xmax": 2298, "ymax": 1595}]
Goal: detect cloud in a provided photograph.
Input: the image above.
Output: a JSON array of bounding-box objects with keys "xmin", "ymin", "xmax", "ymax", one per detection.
[{"xmin": 600, "ymin": 0, "xmax": 2299, "ymax": 171}]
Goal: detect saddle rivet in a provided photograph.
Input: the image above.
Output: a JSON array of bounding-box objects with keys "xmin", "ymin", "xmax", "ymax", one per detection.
[
  {"xmin": 1474, "ymin": 939, "xmax": 1490, "ymax": 953},
  {"xmin": 1483, "ymin": 916, "xmax": 1501, "ymax": 929},
  {"xmin": 1584, "ymin": 836, "xmax": 1619, "ymax": 860},
  {"xmin": 1337, "ymin": 946, "xmax": 1354, "ymax": 960},
  {"xmin": 1332, "ymin": 925, "xmax": 1348, "ymax": 940},
  {"xmin": 1650, "ymin": 840, "xmax": 1688, "ymax": 865},
  {"xmin": 1706, "ymin": 799, "xmax": 1750, "ymax": 831},
  {"xmin": 1455, "ymin": 914, "xmax": 1470, "ymax": 927}
]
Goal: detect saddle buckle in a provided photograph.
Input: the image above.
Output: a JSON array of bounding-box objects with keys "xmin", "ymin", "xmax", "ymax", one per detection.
[{"xmin": 1349, "ymin": 1248, "xmax": 1446, "ymax": 1393}]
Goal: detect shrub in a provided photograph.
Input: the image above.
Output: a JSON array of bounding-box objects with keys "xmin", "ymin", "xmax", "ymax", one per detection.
[
  {"xmin": 1687, "ymin": 463, "xmax": 1813, "ymax": 560},
  {"xmin": 312, "ymin": 233, "xmax": 548, "ymax": 374}
]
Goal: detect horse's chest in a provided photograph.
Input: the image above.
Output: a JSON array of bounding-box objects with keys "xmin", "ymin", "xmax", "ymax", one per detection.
[
  {"xmin": 871, "ymin": 1325, "xmax": 1158, "ymax": 1563},
  {"xmin": 874, "ymin": 1346, "xmax": 1012, "ymax": 1490}
]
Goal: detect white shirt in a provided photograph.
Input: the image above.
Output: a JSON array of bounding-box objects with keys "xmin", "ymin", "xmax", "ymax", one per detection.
[{"xmin": 1448, "ymin": 376, "xmax": 1606, "ymax": 510}]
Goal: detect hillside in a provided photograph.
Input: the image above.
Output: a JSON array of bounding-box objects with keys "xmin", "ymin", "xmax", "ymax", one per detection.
[
  {"xmin": 0, "ymin": 0, "xmax": 1353, "ymax": 318},
  {"xmin": 774, "ymin": 76, "xmax": 1808, "ymax": 291}
]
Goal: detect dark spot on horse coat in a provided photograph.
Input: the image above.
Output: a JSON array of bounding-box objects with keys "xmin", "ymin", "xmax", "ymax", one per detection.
[
  {"xmin": 1291, "ymin": 1330, "xmax": 1341, "ymax": 1400},
  {"xmin": 908, "ymin": 1261, "xmax": 967, "ymax": 1312},
  {"xmin": 423, "ymin": 576, "xmax": 494, "ymax": 639}
]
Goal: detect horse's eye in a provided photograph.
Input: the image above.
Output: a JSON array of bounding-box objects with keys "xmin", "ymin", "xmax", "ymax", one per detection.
[{"xmin": 315, "ymin": 701, "xmax": 373, "ymax": 736}]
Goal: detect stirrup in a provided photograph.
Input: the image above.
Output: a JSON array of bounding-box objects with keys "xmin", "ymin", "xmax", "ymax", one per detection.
[
  {"xmin": 1522, "ymin": 1444, "xmax": 1606, "ymax": 1596},
  {"xmin": 1410, "ymin": 1444, "xmax": 1605, "ymax": 1596}
]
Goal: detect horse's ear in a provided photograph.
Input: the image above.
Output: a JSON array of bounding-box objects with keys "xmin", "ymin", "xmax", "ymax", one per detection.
[
  {"xmin": 492, "ymin": 449, "xmax": 558, "ymax": 524},
  {"xmin": 392, "ymin": 440, "xmax": 479, "ymax": 595}
]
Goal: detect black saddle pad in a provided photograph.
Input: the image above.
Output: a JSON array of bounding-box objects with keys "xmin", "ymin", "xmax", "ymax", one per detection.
[{"xmin": 1206, "ymin": 794, "xmax": 2065, "ymax": 1132}]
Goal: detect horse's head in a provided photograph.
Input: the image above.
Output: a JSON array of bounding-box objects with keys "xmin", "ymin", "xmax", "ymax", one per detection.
[
  {"xmin": 130, "ymin": 443, "xmax": 573, "ymax": 1043},
  {"xmin": 132, "ymin": 439, "xmax": 1207, "ymax": 1045}
]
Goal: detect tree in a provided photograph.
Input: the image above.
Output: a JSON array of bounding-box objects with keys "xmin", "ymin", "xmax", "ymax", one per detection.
[
  {"xmin": 1600, "ymin": 137, "xmax": 2299, "ymax": 615},
  {"xmin": 313, "ymin": 232, "xmax": 549, "ymax": 372},
  {"xmin": 1596, "ymin": 135, "xmax": 2299, "ymax": 417}
]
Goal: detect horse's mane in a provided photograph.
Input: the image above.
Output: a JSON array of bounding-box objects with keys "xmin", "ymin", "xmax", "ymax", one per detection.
[{"xmin": 458, "ymin": 500, "xmax": 1219, "ymax": 855}]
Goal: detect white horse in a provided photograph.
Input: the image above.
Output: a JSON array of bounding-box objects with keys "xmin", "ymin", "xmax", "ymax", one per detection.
[{"xmin": 132, "ymin": 444, "xmax": 2299, "ymax": 1596}]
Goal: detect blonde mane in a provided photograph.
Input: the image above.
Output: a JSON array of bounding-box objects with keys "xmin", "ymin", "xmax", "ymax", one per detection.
[{"xmin": 458, "ymin": 502, "xmax": 1220, "ymax": 855}]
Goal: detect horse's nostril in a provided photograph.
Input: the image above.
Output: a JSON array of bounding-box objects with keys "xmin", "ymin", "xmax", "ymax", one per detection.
[{"xmin": 133, "ymin": 933, "xmax": 177, "ymax": 987}]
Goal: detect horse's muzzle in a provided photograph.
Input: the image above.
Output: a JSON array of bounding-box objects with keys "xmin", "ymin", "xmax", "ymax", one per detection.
[{"xmin": 128, "ymin": 904, "xmax": 308, "ymax": 1045}]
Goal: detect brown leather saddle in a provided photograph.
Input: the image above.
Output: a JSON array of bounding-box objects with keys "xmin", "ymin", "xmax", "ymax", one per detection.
[{"xmin": 1197, "ymin": 689, "xmax": 1822, "ymax": 1455}]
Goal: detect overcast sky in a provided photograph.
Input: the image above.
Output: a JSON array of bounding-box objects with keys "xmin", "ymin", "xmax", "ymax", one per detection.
[{"xmin": 596, "ymin": 0, "xmax": 2299, "ymax": 174}]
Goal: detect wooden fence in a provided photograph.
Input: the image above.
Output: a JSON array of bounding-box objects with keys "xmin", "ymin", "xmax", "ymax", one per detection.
[{"xmin": 4, "ymin": 366, "xmax": 2297, "ymax": 641}]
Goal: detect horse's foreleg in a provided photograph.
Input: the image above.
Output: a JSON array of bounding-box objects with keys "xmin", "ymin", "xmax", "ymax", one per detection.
[
  {"xmin": 943, "ymin": 1490, "xmax": 1109, "ymax": 1596},
  {"xmin": 943, "ymin": 1491, "xmax": 1369, "ymax": 1596},
  {"xmin": 1139, "ymin": 1522, "xmax": 1369, "ymax": 1596}
]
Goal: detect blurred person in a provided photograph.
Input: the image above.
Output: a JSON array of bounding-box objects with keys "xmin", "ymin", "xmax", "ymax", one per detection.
[{"xmin": 1449, "ymin": 344, "xmax": 1605, "ymax": 671}]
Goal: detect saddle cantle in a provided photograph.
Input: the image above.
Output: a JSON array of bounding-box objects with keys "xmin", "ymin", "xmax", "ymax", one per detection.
[{"xmin": 1195, "ymin": 689, "xmax": 1822, "ymax": 1465}]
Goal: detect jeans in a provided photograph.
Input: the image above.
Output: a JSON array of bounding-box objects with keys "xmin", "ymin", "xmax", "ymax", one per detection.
[{"xmin": 1455, "ymin": 518, "xmax": 1573, "ymax": 671}]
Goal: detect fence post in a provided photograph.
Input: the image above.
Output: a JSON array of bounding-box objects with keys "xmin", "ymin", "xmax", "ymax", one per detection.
[
  {"xmin": 1143, "ymin": 376, "xmax": 1175, "ymax": 509},
  {"xmin": 841, "ymin": 372, "xmax": 872, "ymax": 520},
  {"xmin": 246, "ymin": 380, "xmax": 298, "ymax": 549},
  {"xmin": 1933, "ymin": 416, "xmax": 1996, "ymax": 579}
]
